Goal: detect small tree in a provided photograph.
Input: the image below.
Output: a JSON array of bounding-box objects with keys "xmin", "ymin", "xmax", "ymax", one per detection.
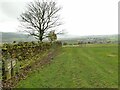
[
  {"xmin": 19, "ymin": 0, "xmax": 62, "ymax": 42},
  {"xmin": 48, "ymin": 30, "xmax": 57, "ymax": 43}
]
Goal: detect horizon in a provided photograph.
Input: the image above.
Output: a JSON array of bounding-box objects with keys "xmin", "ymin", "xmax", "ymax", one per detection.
[{"xmin": 1, "ymin": 31, "xmax": 118, "ymax": 37}]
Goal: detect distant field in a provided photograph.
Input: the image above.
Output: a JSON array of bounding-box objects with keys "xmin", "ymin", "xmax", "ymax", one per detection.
[
  {"xmin": 16, "ymin": 44, "xmax": 118, "ymax": 88},
  {"xmin": 63, "ymin": 43, "xmax": 118, "ymax": 47}
]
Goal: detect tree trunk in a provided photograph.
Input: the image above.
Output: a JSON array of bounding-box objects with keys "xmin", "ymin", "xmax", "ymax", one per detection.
[
  {"xmin": 39, "ymin": 34, "xmax": 43, "ymax": 42},
  {"xmin": 39, "ymin": 29, "xmax": 43, "ymax": 42}
]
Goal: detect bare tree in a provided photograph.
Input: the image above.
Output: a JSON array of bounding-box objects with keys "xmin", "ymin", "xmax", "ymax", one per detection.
[{"xmin": 19, "ymin": 0, "xmax": 62, "ymax": 42}]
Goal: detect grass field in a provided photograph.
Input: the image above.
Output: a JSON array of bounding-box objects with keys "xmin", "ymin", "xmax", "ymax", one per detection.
[{"xmin": 16, "ymin": 44, "xmax": 118, "ymax": 88}]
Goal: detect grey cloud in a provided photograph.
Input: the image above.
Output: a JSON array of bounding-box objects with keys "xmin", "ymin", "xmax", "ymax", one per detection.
[{"xmin": 0, "ymin": 2, "xmax": 26, "ymax": 21}]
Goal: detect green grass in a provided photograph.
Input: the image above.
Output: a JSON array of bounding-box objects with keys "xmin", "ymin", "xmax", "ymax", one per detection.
[{"xmin": 16, "ymin": 44, "xmax": 118, "ymax": 88}]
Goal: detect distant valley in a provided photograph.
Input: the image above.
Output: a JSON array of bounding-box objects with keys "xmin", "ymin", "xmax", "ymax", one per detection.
[{"xmin": 0, "ymin": 32, "xmax": 119, "ymax": 44}]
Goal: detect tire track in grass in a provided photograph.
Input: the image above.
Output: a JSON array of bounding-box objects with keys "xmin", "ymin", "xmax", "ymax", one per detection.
[
  {"xmin": 71, "ymin": 47, "xmax": 99, "ymax": 87},
  {"xmin": 84, "ymin": 47, "xmax": 118, "ymax": 79},
  {"xmin": 77, "ymin": 47, "xmax": 118, "ymax": 88},
  {"xmin": 64, "ymin": 47, "xmax": 91, "ymax": 87},
  {"xmin": 69, "ymin": 47, "xmax": 92, "ymax": 87}
]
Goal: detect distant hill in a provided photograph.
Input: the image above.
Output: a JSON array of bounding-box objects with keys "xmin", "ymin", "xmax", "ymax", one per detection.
[
  {"xmin": 1, "ymin": 32, "xmax": 37, "ymax": 43},
  {"xmin": 0, "ymin": 32, "xmax": 119, "ymax": 44}
]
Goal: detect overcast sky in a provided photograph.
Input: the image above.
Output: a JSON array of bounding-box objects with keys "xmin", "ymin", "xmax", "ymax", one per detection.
[{"xmin": 0, "ymin": 0, "xmax": 119, "ymax": 36}]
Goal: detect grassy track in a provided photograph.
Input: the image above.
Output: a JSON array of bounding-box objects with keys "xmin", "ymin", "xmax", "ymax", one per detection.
[{"xmin": 16, "ymin": 44, "xmax": 118, "ymax": 88}]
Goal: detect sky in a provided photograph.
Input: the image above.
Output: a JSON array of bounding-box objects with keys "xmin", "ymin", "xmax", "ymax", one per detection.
[{"xmin": 0, "ymin": 0, "xmax": 119, "ymax": 36}]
